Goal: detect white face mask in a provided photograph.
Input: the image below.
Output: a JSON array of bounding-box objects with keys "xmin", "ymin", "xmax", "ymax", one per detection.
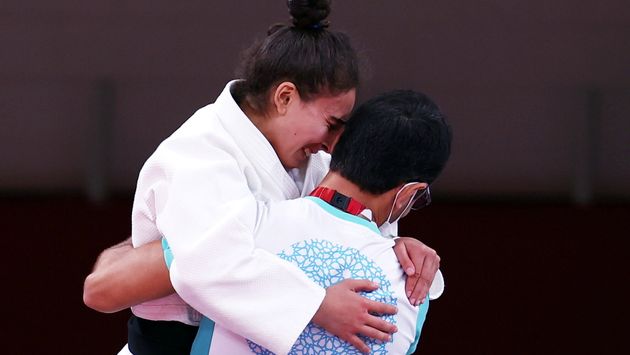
[
  {"xmin": 378, "ymin": 220, "xmax": 398, "ymax": 237},
  {"xmin": 379, "ymin": 182, "xmax": 431, "ymax": 236},
  {"xmin": 378, "ymin": 183, "xmax": 416, "ymax": 236}
]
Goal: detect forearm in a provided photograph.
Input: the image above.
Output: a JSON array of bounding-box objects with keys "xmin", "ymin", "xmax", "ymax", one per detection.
[{"xmin": 83, "ymin": 238, "xmax": 174, "ymax": 313}]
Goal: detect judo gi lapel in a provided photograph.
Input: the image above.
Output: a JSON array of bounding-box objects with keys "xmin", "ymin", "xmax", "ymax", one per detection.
[{"xmin": 214, "ymin": 81, "xmax": 301, "ymax": 200}]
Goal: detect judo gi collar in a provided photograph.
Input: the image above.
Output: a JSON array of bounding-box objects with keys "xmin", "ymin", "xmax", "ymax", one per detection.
[{"xmin": 309, "ymin": 186, "xmax": 366, "ymax": 216}]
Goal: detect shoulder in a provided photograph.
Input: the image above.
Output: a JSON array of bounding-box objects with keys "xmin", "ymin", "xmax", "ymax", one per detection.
[
  {"xmin": 141, "ymin": 102, "xmax": 245, "ymax": 170},
  {"xmin": 263, "ymin": 198, "xmax": 313, "ymax": 224}
]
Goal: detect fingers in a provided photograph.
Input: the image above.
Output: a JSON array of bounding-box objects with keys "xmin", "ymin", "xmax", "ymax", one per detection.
[
  {"xmin": 365, "ymin": 313, "xmax": 397, "ymax": 334},
  {"xmin": 405, "ymin": 262, "xmax": 423, "ymax": 301},
  {"xmin": 401, "ymin": 241, "xmax": 427, "ymax": 303},
  {"xmin": 340, "ymin": 278, "xmax": 379, "ymax": 292},
  {"xmin": 364, "ymin": 297, "xmax": 397, "ymax": 316},
  {"xmin": 339, "ymin": 313, "xmax": 397, "ymax": 353},
  {"xmin": 393, "ymin": 239, "xmax": 416, "ymax": 276},
  {"xmin": 346, "ymin": 334, "xmax": 371, "ymax": 354},
  {"xmin": 411, "ymin": 254, "xmax": 439, "ymax": 304},
  {"xmin": 341, "ymin": 279, "xmax": 398, "ymax": 315},
  {"xmin": 407, "ymin": 276, "xmax": 425, "ymax": 306},
  {"xmin": 316, "ymin": 279, "xmax": 400, "ymax": 354},
  {"xmin": 406, "ymin": 255, "xmax": 430, "ymax": 305},
  {"xmin": 358, "ymin": 324, "xmax": 392, "ymax": 343},
  {"xmin": 396, "ymin": 237, "xmax": 441, "ymax": 305}
]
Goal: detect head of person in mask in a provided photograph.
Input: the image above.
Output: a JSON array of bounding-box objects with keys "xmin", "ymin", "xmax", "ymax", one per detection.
[{"xmin": 324, "ymin": 89, "xmax": 452, "ymax": 233}]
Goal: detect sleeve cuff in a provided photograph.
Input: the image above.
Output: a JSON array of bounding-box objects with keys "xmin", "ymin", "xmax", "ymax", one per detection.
[
  {"xmin": 161, "ymin": 237, "xmax": 174, "ymax": 269},
  {"xmin": 273, "ymin": 286, "xmax": 326, "ymax": 354}
]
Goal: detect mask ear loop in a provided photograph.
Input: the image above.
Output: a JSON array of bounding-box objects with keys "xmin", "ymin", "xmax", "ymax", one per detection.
[{"xmin": 386, "ymin": 182, "xmax": 419, "ymax": 223}]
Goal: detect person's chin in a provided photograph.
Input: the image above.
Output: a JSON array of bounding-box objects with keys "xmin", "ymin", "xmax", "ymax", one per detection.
[
  {"xmin": 286, "ymin": 151, "xmax": 309, "ymax": 169},
  {"xmin": 280, "ymin": 156, "xmax": 299, "ymax": 169}
]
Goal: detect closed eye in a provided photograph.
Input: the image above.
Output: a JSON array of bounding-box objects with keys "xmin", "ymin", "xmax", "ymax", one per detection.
[{"xmin": 328, "ymin": 116, "xmax": 346, "ymax": 131}]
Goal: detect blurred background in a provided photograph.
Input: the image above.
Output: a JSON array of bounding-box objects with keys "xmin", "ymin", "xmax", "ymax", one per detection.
[{"xmin": 2, "ymin": 1, "xmax": 628, "ymax": 354}]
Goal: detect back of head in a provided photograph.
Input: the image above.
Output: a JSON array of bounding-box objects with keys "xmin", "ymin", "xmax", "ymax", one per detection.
[
  {"xmin": 330, "ymin": 90, "xmax": 452, "ymax": 194},
  {"xmin": 233, "ymin": 0, "xmax": 359, "ymax": 114}
]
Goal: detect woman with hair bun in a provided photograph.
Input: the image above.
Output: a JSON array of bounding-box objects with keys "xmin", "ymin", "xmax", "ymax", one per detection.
[{"xmin": 84, "ymin": 1, "xmax": 441, "ymax": 354}]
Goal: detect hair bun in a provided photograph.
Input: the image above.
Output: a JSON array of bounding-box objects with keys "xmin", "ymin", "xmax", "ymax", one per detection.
[{"xmin": 287, "ymin": 0, "xmax": 331, "ymax": 30}]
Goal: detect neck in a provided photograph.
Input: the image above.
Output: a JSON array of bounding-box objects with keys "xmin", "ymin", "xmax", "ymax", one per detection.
[
  {"xmin": 241, "ymin": 101, "xmax": 269, "ymax": 135},
  {"xmin": 318, "ymin": 172, "xmax": 392, "ymax": 225},
  {"xmin": 241, "ymin": 100, "xmax": 290, "ymax": 169}
]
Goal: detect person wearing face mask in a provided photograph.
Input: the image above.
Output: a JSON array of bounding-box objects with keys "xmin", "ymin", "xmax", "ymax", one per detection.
[
  {"xmin": 181, "ymin": 89, "xmax": 452, "ymax": 355},
  {"xmin": 83, "ymin": 1, "xmax": 442, "ymax": 354}
]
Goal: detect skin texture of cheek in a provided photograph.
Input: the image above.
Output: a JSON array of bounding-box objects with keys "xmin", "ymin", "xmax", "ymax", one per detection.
[{"xmin": 277, "ymin": 89, "xmax": 355, "ymax": 167}]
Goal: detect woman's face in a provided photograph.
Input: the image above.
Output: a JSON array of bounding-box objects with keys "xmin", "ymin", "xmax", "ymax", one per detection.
[{"xmin": 268, "ymin": 88, "xmax": 356, "ymax": 169}]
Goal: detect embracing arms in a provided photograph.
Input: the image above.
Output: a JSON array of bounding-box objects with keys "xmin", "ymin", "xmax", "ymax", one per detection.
[
  {"xmin": 84, "ymin": 128, "xmax": 439, "ymax": 353},
  {"xmin": 83, "ymin": 238, "xmax": 172, "ymax": 313},
  {"xmin": 83, "ymin": 235, "xmax": 438, "ymax": 353}
]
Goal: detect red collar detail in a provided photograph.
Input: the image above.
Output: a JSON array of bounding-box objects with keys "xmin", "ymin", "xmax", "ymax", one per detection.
[{"xmin": 309, "ymin": 186, "xmax": 366, "ymax": 216}]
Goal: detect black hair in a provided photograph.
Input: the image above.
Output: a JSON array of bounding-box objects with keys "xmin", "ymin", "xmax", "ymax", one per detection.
[
  {"xmin": 330, "ymin": 90, "xmax": 452, "ymax": 194},
  {"xmin": 232, "ymin": 0, "xmax": 359, "ymax": 114}
]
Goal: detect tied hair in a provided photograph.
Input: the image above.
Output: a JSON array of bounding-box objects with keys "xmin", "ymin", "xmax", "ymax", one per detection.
[{"xmin": 287, "ymin": 0, "xmax": 331, "ymax": 31}]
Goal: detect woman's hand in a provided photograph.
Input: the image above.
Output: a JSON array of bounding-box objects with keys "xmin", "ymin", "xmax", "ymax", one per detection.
[
  {"xmin": 393, "ymin": 237, "xmax": 440, "ymax": 306},
  {"xmin": 311, "ymin": 279, "xmax": 398, "ymax": 354}
]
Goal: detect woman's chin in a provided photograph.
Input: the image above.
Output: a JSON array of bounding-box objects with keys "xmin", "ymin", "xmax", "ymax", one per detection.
[{"xmin": 284, "ymin": 153, "xmax": 308, "ymax": 169}]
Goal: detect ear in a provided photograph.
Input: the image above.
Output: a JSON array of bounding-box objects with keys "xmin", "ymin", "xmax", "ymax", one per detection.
[
  {"xmin": 272, "ymin": 82, "xmax": 299, "ymax": 116},
  {"xmin": 394, "ymin": 182, "xmax": 428, "ymax": 209}
]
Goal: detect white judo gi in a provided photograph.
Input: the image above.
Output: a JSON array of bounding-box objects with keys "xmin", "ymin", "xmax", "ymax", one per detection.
[
  {"xmin": 123, "ymin": 80, "xmax": 442, "ymax": 355},
  {"xmin": 187, "ymin": 196, "xmax": 432, "ymax": 355},
  {"xmin": 128, "ymin": 81, "xmax": 334, "ymax": 354}
]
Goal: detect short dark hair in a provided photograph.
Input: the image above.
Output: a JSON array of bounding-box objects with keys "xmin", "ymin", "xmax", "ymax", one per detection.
[
  {"xmin": 232, "ymin": 0, "xmax": 359, "ymax": 114},
  {"xmin": 330, "ymin": 90, "xmax": 452, "ymax": 194}
]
